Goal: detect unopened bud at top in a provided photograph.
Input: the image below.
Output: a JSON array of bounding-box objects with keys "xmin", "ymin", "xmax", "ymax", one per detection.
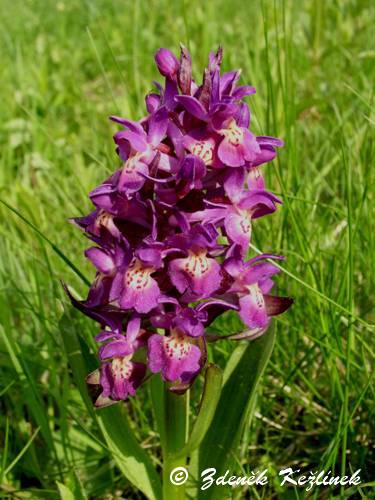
[{"xmin": 154, "ymin": 48, "xmax": 180, "ymax": 78}]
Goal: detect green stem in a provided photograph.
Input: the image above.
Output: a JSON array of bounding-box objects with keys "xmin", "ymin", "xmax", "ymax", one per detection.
[{"xmin": 162, "ymin": 387, "xmax": 187, "ymax": 500}]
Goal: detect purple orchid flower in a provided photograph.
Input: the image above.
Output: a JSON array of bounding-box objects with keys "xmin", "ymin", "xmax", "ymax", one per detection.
[
  {"xmin": 110, "ymin": 256, "xmax": 162, "ymax": 314},
  {"xmin": 188, "ymin": 190, "xmax": 281, "ymax": 254},
  {"xmin": 167, "ymin": 224, "xmax": 223, "ymax": 300},
  {"xmin": 66, "ymin": 45, "xmax": 292, "ymax": 405},
  {"xmin": 87, "ymin": 316, "xmax": 149, "ymax": 405},
  {"xmin": 110, "ymin": 106, "xmax": 171, "ymax": 194},
  {"xmin": 148, "ymin": 329, "xmax": 202, "ymax": 383},
  {"xmin": 224, "ymin": 253, "xmax": 291, "ymax": 329}
]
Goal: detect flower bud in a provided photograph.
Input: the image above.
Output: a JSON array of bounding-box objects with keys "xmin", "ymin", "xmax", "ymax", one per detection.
[
  {"xmin": 145, "ymin": 93, "xmax": 161, "ymax": 113},
  {"xmin": 154, "ymin": 48, "xmax": 180, "ymax": 78}
]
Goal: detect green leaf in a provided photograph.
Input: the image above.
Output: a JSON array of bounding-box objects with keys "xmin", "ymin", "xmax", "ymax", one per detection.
[
  {"xmin": 174, "ymin": 364, "xmax": 222, "ymax": 459},
  {"xmin": 59, "ymin": 311, "xmax": 97, "ymax": 419},
  {"xmin": 59, "ymin": 310, "xmax": 162, "ymax": 500},
  {"xmin": 57, "ymin": 482, "xmax": 75, "ymax": 500},
  {"xmin": 97, "ymin": 407, "xmax": 162, "ymax": 500},
  {"xmin": 197, "ymin": 326, "xmax": 275, "ymax": 499}
]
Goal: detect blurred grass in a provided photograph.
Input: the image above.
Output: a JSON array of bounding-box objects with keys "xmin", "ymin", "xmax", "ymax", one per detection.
[{"xmin": 0, "ymin": 0, "xmax": 374, "ymax": 498}]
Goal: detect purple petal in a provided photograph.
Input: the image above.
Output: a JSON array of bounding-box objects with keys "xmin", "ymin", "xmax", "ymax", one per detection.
[
  {"xmin": 223, "ymin": 167, "xmax": 246, "ymax": 202},
  {"xmin": 89, "ymin": 182, "xmax": 116, "ymax": 212},
  {"xmin": 172, "ymin": 308, "xmax": 206, "ymax": 337},
  {"xmin": 232, "ymin": 85, "xmax": 256, "ymax": 99},
  {"xmin": 238, "ymin": 285, "xmax": 269, "ymax": 329},
  {"xmin": 99, "ymin": 340, "xmax": 133, "ymax": 359},
  {"xmin": 252, "ymin": 146, "xmax": 277, "ymax": 166},
  {"xmin": 110, "ymin": 116, "xmax": 145, "ymax": 135},
  {"xmin": 222, "ymin": 256, "xmax": 244, "ymax": 278},
  {"xmin": 224, "ymin": 211, "xmax": 252, "ymax": 254},
  {"xmin": 135, "ymin": 246, "xmax": 163, "ymax": 268},
  {"xmin": 235, "ymin": 102, "xmax": 250, "ymax": 128},
  {"xmin": 163, "ymin": 78, "xmax": 179, "ymax": 111},
  {"xmin": 257, "ymin": 136, "xmax": 284, "ymax": 148},
  {"xmin": 174, "ymin": 95, "xmax": 208, "ymax": 121},
  {"xmin": 118, "ymin": 158, "xmax": 149, "ymax": 194},
  {"xmin": 220, "ymin": 70, "xmax": 241, "ymax": 96},
  {"xmin": 85, "ymin": 247, "xmax": 115, "ymax": 275},
  {"xmin": 126, "ymin": 315, "xmax": 141, "ymax": 343},
  {"xmin": 95, "ymin": 330, "xmax": 122, "ymax": 342},
  {"xmin": 179, "ymin": 154, "xmax": 207, "ymax": 186},
  {"xmin": 148, "ymin": 106, "xmax": 169, "ymax": 146},
  {"xmin": 117, "ymin": 130, "xmax": 148, "ymax": 153},
  {"xmin": 246, "ymin": 253, "xmax": 285, "ymax": 266},
  {"xmin": 148, "ymin": 333, "xmax": 201, "ymax": 382},
  {"xmin": 241, "ymin": 262, "xmax": 281, "ymax": 285},
  {"xmin": 169, "ymin": 253, "xmax": 222, "ymax": 298},
  {"xmin": 145, "ymin": 93, "xmax": 161, "ymax": 114},
  {"xmin": 237, "ymin": 190, "xmax": 281, "ymax": 218}
]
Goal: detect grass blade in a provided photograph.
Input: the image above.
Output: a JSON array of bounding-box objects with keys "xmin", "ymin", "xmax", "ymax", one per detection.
[{"xmin": 0, "ymin": 198, "xmax": 90, "ymax": 286}]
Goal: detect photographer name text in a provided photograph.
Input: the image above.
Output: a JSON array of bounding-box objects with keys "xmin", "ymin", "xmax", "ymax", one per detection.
[{"xmin": 199, "ymin": 467, "xmax": 361, "ymax": 492}]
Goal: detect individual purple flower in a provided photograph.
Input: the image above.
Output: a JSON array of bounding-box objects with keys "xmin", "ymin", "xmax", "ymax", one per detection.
[
  {"xmin": 188, "ymin": 190, "xmax": 281, "ymax": 254},
  {"xmin": 110, "ymin": 106, "xmax": 170, "ymax": 194},
  {"xmin": 70, "ymin": 208, "xmax": 122, "ymax": 244},
  {"xmin": 224, "ymin": 253, "xmax": 291, "ymax": 329},
  {"xmin": 148, "ymin": 329, "xmax": 202, "ymax": 382},
  {"xmin": 110, "ymin": 257, "xmax": 162, "ymax": 314},
  {"xmin": 217, "ymin": 118, "xmax": 260, "ymax": 167},
  {"xmin": 87, "ymin": 316, "xmax": 148, "ymax": 405},
  {"xmin": 167, "ymin": 225, "xmax": 223, "ymax": 299},
  {"xmin": 99, "ymin": 358, "xmax": 146, "ymax": 401}
]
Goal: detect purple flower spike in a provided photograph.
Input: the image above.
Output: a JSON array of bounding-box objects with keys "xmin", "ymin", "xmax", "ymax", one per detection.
[{"xmin": 66, "ymin": 45, "xmax": 292, "ymax": 405}]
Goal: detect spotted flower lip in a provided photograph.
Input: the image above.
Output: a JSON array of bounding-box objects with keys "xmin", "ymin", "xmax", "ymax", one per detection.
[
  {"xmin": 110, "ymin": 258, "xmax": 162, "ymax": 314},
  {"xmin": 66, "ymin": 45, "xmax": 292, "ymax": 404},
  {"xmin": 148, "ymin": 329, "xmax": 202, "ymax": 382},
  {"xmin": 88, "ymin": 357, "xmax": 146, "ymax": 404},
  {"xmin": 217, "ymin": 119, "xmax": 260, "ymax": 167}
]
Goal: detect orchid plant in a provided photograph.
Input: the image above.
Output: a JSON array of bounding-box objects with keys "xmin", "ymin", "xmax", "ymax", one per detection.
[{"xmin": 63, "ymin": 45, "xmax": 292, "ymax": 499}]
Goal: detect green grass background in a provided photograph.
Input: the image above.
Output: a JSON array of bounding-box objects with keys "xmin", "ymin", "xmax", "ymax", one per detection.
[{"xmin": 0, "ymin": 0, "xmax": 374, "ymax": 498}]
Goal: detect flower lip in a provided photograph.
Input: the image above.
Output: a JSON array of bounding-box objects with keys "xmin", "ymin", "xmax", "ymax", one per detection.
[{"xmin": 148, "ymin": 329, "xmax": 202, "ymax": 382}]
